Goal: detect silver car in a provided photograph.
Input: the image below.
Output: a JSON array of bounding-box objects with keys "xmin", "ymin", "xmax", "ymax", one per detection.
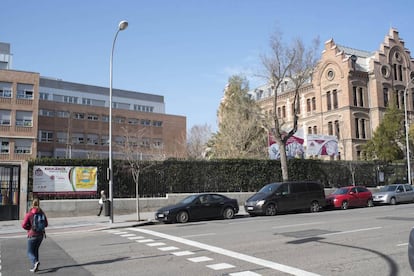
[{"xmin": 372, "ymin": 184, "xmax": 414, "ymax": 205}]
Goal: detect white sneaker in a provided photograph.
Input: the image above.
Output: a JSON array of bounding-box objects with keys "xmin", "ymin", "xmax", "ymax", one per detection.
[{"xmin": 30, "ymin": 261, "xmax": 39, "ymax": 272}]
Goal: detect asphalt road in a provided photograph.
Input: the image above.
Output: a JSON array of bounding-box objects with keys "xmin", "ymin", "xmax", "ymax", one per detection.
[{"xmin": 2, "ymin": 204, "xmax": 414, "ymax": 275}]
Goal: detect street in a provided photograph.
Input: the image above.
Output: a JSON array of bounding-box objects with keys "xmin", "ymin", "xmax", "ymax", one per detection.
[{"xmin": 2, "ymin": 204, "xmax": 414, "ymax": 275}]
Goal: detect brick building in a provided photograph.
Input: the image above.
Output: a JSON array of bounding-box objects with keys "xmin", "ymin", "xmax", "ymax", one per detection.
[
  {"xmin": 250, "ymin": 28, "xmax": 414, "ymax": 161},
  {"xmin": 0, "ymin": 43, "xmax": 186, "ymax": 161}
]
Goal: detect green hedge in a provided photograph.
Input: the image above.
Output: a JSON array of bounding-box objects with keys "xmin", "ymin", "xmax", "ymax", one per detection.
[{"xmin": 28, "ymin": 158, "xmax": 407, "ymax": 199}]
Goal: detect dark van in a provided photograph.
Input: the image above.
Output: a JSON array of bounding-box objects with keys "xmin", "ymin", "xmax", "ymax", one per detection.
[{"xmin": 244, "ymin": 181, "xmax": 326, "ymax": 216}]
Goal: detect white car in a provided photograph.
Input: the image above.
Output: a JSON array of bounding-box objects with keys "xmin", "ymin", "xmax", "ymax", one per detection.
[{"xmin": 372, "ymin": 184, "xmax": 414, "ymax": 205}]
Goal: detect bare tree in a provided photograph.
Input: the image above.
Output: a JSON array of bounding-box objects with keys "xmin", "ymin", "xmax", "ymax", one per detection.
[
  {"xmin": 119, "ymin": 126, "xmax": 166, "ymax": 221},
  {"xmin": 187, "ymin": 124, "xmax": 213, "ymax": 159},
  {"xmin": 260, "ymin": 31, "xmax": 319, "ymax": 180}
]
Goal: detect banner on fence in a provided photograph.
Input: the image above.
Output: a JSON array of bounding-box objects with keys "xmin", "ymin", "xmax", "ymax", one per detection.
[
  {"xmin": 268, "ymin": 129, "xmax": 338, "ymax": 159},
  {"xmin": 33, "ymin": 166, "xmax": 97, "ymax": 195}
]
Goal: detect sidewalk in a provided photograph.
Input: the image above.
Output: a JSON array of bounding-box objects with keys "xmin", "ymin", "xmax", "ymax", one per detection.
[{"xmin": 0, "ymin": 211, "xmax": 156, "ymax": 236}]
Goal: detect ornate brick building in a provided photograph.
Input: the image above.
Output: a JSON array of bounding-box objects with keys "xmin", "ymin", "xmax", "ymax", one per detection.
[{"xmin": 250, "ymin": 28, "xmax": 414, "ymax": 161}]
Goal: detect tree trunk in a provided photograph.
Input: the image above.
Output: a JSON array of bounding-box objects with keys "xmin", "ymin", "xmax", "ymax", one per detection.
[{"xmin": 279, "ymin": 143, "xmax": 289, "ymax": 181}]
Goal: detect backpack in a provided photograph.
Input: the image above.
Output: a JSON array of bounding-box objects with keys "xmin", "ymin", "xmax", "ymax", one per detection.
[{"xmin": 31, "ymin": 212, "xmax": 46, "ymax": 232}]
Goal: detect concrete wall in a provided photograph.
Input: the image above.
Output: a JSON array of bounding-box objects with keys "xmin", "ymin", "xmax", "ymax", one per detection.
[{"xmin": 40, "ymin": 192, "xmax": 256, "ymax": 218}]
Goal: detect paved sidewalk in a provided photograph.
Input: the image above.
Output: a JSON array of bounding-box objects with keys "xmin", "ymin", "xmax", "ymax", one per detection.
[{"xmin": 0, "ymin": 211, "xmax": 156, "ymax": 235}]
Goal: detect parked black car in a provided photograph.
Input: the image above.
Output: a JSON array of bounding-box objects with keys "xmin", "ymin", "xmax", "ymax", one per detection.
[
  {"xmin": 155, "ymin": 193, "xmax": 239, "ymax": 223},
  {"xmin": 409, "ymin": 228, "xmax": 414, "ymax": 271},
  {"xmin": 244, "ymin": 181, "xmax": 326, "ymax": 216}
]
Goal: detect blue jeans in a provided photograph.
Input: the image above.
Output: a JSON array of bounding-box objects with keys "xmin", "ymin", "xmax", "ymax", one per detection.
[{"xmin": 27, "ymin": 235, "xmax": 43, "ymax": 266}]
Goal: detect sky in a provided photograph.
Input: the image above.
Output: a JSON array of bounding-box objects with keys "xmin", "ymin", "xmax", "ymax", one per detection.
[{"xmin": 2, "ymin": 0, "xmax": 414, "ymax": 132}]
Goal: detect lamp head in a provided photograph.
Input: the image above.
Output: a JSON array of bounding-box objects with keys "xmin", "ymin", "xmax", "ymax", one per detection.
[{"xmin": 118, "ymin": 20, "xmax": 128, "ymax": 31}]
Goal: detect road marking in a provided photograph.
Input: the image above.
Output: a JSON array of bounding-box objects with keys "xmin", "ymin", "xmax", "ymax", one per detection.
[
  {"xmin": 136, "ymin": 239, "xmax": 154, "ymax": 243},
  {"xmin": 271, "ymin": 222, "xmax": 323, "ymax": 229},
  {"xmin": 207, "ymin": 263, "xmax": 235, "ymax": 270},
  {"xmin": 397, "ymin": 243, "xmax": 408, "ymax": 247},
  {"xmin": 147, "ymin": 242, "xmax": 166, "ymax": 247},
  {"xmin": 112, "ymin": 231, "xmax": 128, "ymax": 235},
  {"xmin": 130, "ymin": 228, "xmax": 321, "ymax": 276},
  {"xmin": 188, "ymin": 256, "xmax": 213, "ymax": 263},
  {"xmin": 182, "ymin": 233, "xmax": 216, "ymax": 238},
  {"xmin": 172, "ymin": 250, "xmax": 194, "ymax": 256},
  {"xmin": 158, "ymin": 246, "xmax": 179, "ymax": 251},
  {"xmin": 230, "ymin": 271, "xmax": 262, "ymax": 276},
  {"xmin": 321, "ymin": 227, "xmax": 382, "ymax": 236},
  {"xmin": 121, "ymin": 234, "xmax": 135, "ymax": 237}
]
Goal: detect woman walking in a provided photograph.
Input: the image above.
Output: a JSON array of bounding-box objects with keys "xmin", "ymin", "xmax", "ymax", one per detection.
[{"xmin": 22, "ymin": 198, "xmax": 48, "ymax": 273}]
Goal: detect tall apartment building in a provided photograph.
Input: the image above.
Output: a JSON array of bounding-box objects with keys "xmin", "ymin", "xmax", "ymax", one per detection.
[
  {"xmin": 0, "ymin": 43, "xmax": 186, "ymax": 161},
  {"xmin": 250, "ymin": 28, "xmax": 414, "ymax": 161}
]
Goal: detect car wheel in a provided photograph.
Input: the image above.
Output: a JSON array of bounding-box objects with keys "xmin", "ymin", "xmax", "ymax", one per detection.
[
  {"xmin": 310, "ymin": 201, "xmax": 320, "ymax": 213},
  {"xmin": 223, "ymin": 207, "xmax": 235, "ymax": 219},
  {"xmin": 176, "ymin": 211, "xmax": 189, "ymax": 223},
  {"xmin": 390, "ymin": 197, "xmax": 397, "ymax": 205},
  {"xmin": 341, "ymin": 201, "xmax": 348, "ymax": 210},
  {"xmin": 265, "ymin": 204, "xmax": 277, "ymax": 216},
  {"xmin": 367, "ymin": 199, "xmax": 374, "ymax": 207}
]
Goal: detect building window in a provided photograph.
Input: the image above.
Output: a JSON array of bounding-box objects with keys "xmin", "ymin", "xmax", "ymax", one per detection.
[
  {"xmin": 0, "ymin": 82, "xmax": 12, "ymax": 98},
  {"xmin": 332, "ymin": 90, "xmax": 338, "ymax": 109},
  {"xmin": 74, "ymin": 113, "xmax": 85, "ymax": 120},
  {"xmin": 307, "ymin": 99, "xmax": 311, "ymax": 112},
  {"xmin": 72, "ymin": 133, "xmax": 84, "ymax": 144},
  {"xmin": 87, "ymin": 114, "xmax": 99, "ymax": 121},
  {"xmin": 359, "ymin": 88, "xmax": 364, "ymax": 107},
  {"xmin": 115, "ymin": 116, "xmax": 125, "ymax": 123},
  {"xmin": 361, "ymin": 119, "xmax": 366, "ymax": 139},
  {"xmin": 312, "ymin": 97, "xmax": 316, "ymax": 110},
  {"xmin": 14, "ymin": 139, "xmax": 32, "ymax": 154},
  {"xmin": 383, "ymin": 88, "xmax": 389, "ymax": 107},
  {"xmin": 152, "ymin": 121, "xmax": 163, "ymax": 127},
  {"xmin": 39, "ymin": 109, "xmax": 55, "ymax": 117},
  {"xmin": 39, "ymin": 92, "xmax": 49, "ymax": 100},
  {"xmin": 308, "ymin": 126, "xmax": 312, "ymax": 134},
  {"xmin": 277, "ymin": 107, "xmax": 281, "ymax": 117},
  {"xmin": 17, "ymin": 84, "xmax": 34, "ymax": 99},
  {"xmin": 353, "ymin": 87, "xmax": 358, "ymax": 106},
  {"xmin": 327, "ymin": 91, "xmax": 332, "ymax": 110},
  {"xmin": 328, "ymin": 121, "xmax": 333, "ymax": 135},
  {"xmin": 393, "ymin": 64, "xmax": 398, "ymax": 81},
  {"xmin": 56, "ymin": 132, "xmax": 68, "ymax": 144},
  {"xmin": 87, "ymin": 134, "xmax": 99, "ymax": 145},
  {"xmin": 0, "ymin": 110, "xmax": 11, "ymax": 125},
  {"xmin": 16, "ymin": 111, "xmax": 33, "ymax": 127},
  {"xmin": 313, "ymin": 126, "xmax": 317, "ymax": 134},
  {"xmin": 282, "ymin": 106, "xmax": 286, "ymax": 118},
  {"xmin": 57, "ymin": 111, "xmax": 70, "ymax": 118},
  {"xmin": 102, "ymin": 115, "xmax": 109, "ymax": 122},
  {"xmin": 355, "ymin": 118, "xmax": 359, "ymax": 138},
  {"xmin": 128, "ymin": 118, "xmax": 139, "ymax": 125},
  {"xmin": 334, "ymin": 120, "xmax": 340, "ymax": 139},
  {"xmin": 82, "ymin": 98, "xmax": 92, "ymax": 105},
  {"xmin": 141, "ymin": 119, "xmax": 151, "ymax": 126},
  {"xmin": 134, "ymin": 104, "xmax": 154, "ymax": 112},
  {"xmin": 0, "ymin": 139, "xmax": 9, "ymax": 154},
  {"xmin": 63, "ymin": 96, "xmax": 78, "ymax": 104},
  {"xmin": 396, "ymin": 90, "xmax": 400, "ymax": 109},
  {"xmin": 399, "ymin": 65, "xmax": 403, "ymax": 81},
  {"xmin": 39, "ymin": 131, "xmax": 53, "ymax": 142},
  {"xmin": 153, "ymin": 139, "xmax": 163, "ymax": 148},
  {"xmin": 100, "ymin": 135, "xmax": 108, "ymax": 145}
]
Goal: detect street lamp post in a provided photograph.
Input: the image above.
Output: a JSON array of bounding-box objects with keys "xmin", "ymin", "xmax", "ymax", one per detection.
[
  {"xmin": 109, "ymin": 20, "xmax": 128, "ymax": 223},
  {"xmin": 404, "ymin": 76, "xmax": 414, "ymax": 185}
]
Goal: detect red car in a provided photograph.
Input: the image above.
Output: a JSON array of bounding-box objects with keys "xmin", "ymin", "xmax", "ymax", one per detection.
[{"xmin": 326, "ymin": 186, "xmax": 374, "ymax": 209}]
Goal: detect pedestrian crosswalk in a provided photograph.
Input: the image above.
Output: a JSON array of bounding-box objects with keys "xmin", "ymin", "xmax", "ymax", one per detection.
[{"xmin": 104, "ymin": 229, "xmax": 262, "ymax": 276}]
